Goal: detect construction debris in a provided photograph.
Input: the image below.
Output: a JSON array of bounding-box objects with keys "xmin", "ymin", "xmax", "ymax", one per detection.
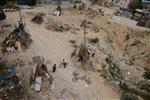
[
  {"xmin": 31, "ymin": 13, "xmax": 45, "ymax": 24},
  {"xmin": 1, "ymin": 21, "xmax": 32, "ymax": 53},
  {"xmin": 30, "ymin": 56, "xmax": 53, "ymax": 93},
  {"xmin": 0, "ymin": 61, "xmax": 28, "ymax": 100}
]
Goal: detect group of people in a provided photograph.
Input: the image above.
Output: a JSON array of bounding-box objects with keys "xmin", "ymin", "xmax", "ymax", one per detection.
[{"xmin": 52, "ymin": 59, "xmax": 68, "ymax": 73}]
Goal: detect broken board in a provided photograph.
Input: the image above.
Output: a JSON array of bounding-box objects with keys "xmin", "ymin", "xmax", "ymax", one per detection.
[{"xmin": 35, "ymin": 76, "xmax": 42, "ymax": 92}]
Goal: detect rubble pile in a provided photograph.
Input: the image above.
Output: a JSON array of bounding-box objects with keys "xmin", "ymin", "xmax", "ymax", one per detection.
[
  {"xmin": 80, "ymin": 20, "xmax": 100, "ymax": 33},
  {"xmin": 0, "ymin": 75, "xmax": 29, "ymax": 100},
  {"xmin": 1, "ymin": 22, "xmax": 32, "ymax": 53},
  {"xmin": 30, "ymin": 56, "xmax": 53, "ymax": 93},
  {"xmin": 0, "ymin": 61, "xmax": 28, "ymax": 100},
  {"xmin": 31, "ymin": 13, "xmax": 45, "ymax": 24}
]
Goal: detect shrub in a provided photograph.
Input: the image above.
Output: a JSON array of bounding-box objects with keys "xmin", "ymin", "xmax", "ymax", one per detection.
[
  {"xmin": 120, "ymin": 82, "xmax": 129, "ymax": 92},
  {"xmin": 69, "ymin": 40, "xmax": 76, "ymax": 44},
  {"xmin": 143, "ymin": 71, "xmax": 150, "ymax": 80},
  {"xmin": 88, "ymin": 37, "xmax": 99, "ymax": 44},
  {"xmin": 0, "ymin": 61, "xmax": 7, "ymax": 73}
]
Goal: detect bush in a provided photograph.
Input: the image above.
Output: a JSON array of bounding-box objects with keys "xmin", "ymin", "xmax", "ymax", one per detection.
[
  {"xmin": 143, "ymin": 71, "xmax": 150, "ymax": 80},
  {"xmin": 0, "ymin": 61, "xmax": 7, "ymax": 73},
  {"xmin": 69, "ymin": 40, "xmax": 76, "ymax": 44},
  {"xmin": 120, "ymin": 82, "xmax": 129, "ymax": 92},
  {"xmin": 88, "ymin": 37, "xmax": 99, "ymax": 44}
]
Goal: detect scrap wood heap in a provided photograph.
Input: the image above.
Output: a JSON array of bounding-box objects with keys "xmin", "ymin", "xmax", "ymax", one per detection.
[
  {"xmin": 30, "ymin": 56, "xmax": 53, "ymax": 92},
  {"xmin": 1, "ymin": 22, "xmax": 32, "ymax": 53},
  {"xmin": 31, "ymin": 13, "xmax": 45, "ymax": 24}
]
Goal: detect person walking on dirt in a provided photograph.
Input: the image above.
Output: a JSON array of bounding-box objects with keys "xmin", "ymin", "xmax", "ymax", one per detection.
[
  {"xmin": 62, "ymin": 59, "xmax": 67, "ymax": 68},
  {"xmin": 52, "ymin": 64, "xmax": 57, "ymax": 72}
]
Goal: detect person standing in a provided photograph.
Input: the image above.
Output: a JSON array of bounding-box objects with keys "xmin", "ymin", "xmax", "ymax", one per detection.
[
  {"xmin": 62, "ymin": 59, "xmax": 67, "ymax": 68},
  {"xmin": 52, "ymin": 64, "xmax": 57, "ymax": 73}
]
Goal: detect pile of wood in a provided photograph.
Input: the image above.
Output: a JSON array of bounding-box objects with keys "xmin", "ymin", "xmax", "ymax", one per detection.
[
  {"xmin": 30, "ymin": 56, "xmax": 53, "ymax": 92},
  {"xmin": 31, "ymin": 13, "xmax": 44, "ymax": 24},
  {"xmin": 1, "ymin": 22, "xmax": 32, "ymax": 53}
]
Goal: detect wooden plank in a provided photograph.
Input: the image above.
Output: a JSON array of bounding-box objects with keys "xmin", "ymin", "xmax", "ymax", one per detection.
[{"xmin": 35, "ymin": 76, "xmax": 42, "ymax": 92}]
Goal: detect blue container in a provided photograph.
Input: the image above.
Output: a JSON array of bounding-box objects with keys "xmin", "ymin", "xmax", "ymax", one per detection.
[{"xmin": 17, "ymin": 0, "xmax": 28, "ymax": 5}]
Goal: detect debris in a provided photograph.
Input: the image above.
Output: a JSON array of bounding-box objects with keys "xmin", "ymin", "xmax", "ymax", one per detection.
[
  {"xmin": 0, "ymin": 61, "xmax": 28, "ymax": 100},
  {"xmin": 0, "ymin": 9, "xmax": 6, "ymax": 21},
  {"xmin": 30, "ymin": 56, "xmax": 53, "ymax": 93},
  {"xmin": 31, "ymin": 13, "xmax": 45, "ymax": 24},
  {"xmin": 35, "ymin": 77, "xmax": 42, "ymax": 92},
  {"xmin": 80, "ymin": 20, "xmax": 100, "ymax": 33},
  {"xmin": 1, "ymin": 21, "xmax": 32, "ymax": 53},
  {"xmin": 0, "ymin": 61, "xmax": 16, "ymax": 80}
]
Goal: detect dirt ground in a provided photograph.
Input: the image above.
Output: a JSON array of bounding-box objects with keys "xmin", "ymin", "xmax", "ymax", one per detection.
[{"xmin": 0, "ymin": 4, "xmax": 150, "ymax": 100}]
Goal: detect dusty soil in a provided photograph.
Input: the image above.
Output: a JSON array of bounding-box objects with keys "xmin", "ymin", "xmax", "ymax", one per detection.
[{"xmin": 0, "ymin": 4, "xmax": 150, "ymax": 100}]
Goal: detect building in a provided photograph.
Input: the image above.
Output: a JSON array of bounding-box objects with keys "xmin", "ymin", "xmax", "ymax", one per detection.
[
  {"xmin": 112, "ymin": 0, "xmax": 131, "ymax": 8},
  {"xmin": 142, "ymin": 0, "xmax": 150, "ymax": 7}
]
